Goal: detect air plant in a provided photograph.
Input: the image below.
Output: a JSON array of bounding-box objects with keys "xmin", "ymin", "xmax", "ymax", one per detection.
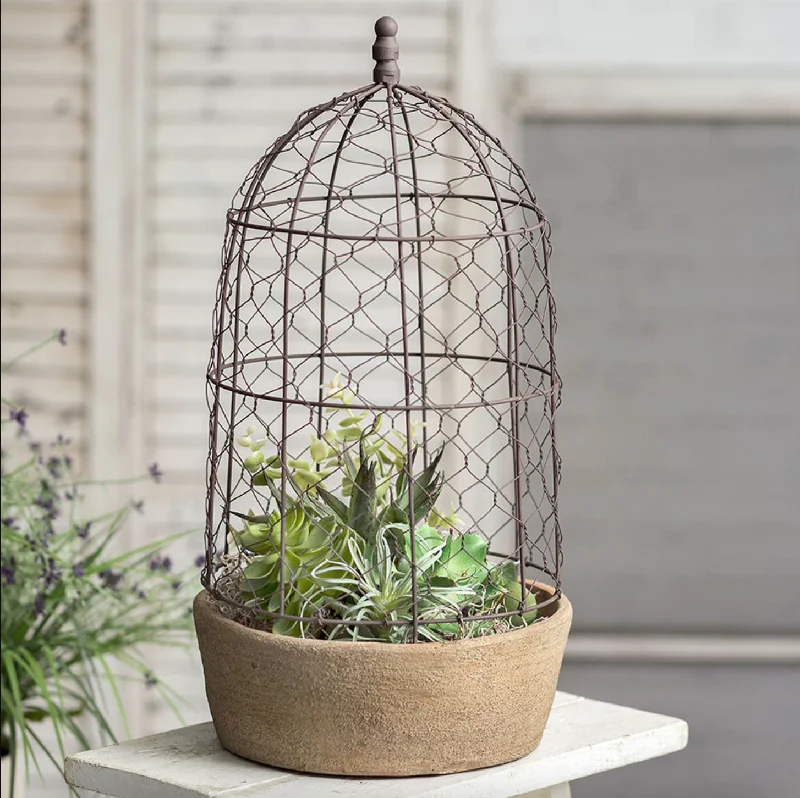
[{"xmin": 227, "ymin": 375, "xmax": 537, "ymax": 641}]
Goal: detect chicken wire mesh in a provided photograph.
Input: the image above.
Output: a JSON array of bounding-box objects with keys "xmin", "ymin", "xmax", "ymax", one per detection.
[{"xmin": 202, "ymin": 18, "xmax": 561, "ymax": 643}]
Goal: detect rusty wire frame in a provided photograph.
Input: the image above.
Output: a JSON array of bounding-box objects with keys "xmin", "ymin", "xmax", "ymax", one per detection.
[{"xmin": 202, "ymin": 26, "xmax": 561, "ymax": 643}]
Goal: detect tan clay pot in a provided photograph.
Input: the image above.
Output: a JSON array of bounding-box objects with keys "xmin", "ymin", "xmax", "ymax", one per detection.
[{"xmin": 194, "ymin": 582, "xmax": 572, "ymax": 776}]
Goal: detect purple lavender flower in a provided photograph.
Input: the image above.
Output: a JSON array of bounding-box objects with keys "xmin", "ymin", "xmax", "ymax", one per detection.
[
  {"xmin": 194, "ymin": 554, "xmax": 206, "ymax": 568},
  {"xmin": 34, "ymin": 494, "xmax": 59, "ymax": 521},
  {"xmin": 33, "ymin": 594, "xmax": 46, "ymax": 618},
  {"xmin": 76, "ymin": 522, "xmax": 91, "ymax": 539},
  {"xmin": 54, "ymin": 434, "xmax": 71, "ymax": 447},
  {"xmin": 1, "ymin": 557, "xmax": 16, "ymax": 585},
  {"xmin": 171, "ymin": 580, "xmax": 182, "ymax": 591},
  {"xmin": 1, "ymin": 517, "xmax": 17, "ymax": 531},
  {"xmin": 9, "ymin": 408, "xmax": 28, "ymax": 431},
  {"xmin": 149, "ymin": 554, "xmax": 172, "ymax": 573},
  {"xmin": 144, "ymin": 671, "xmax": 158, "ymax": 688},
  {"xmin": 72, "ymin": 564, "xmax": 85, "ymax": 577},
  {"xmin": 36, "ymin": 497, "xmax": 54, "ymax": 512},
  {"xmin": 130, "ymin": 583, "xmax": 147, "ymax": 600},
  {"xmin": 58, "ymin": 329, "xmax": 67, "ymax": 346},
  {"xmin": 100, "ymin": 569, "xmax": 123, "ymax": 589},
  {"xmin": 148, "ymin": 462, "xmax": 164, "ymax": 484},
  {"xmin": 41, "ymin": 557, "xmax": 60, "ymax": 588}
]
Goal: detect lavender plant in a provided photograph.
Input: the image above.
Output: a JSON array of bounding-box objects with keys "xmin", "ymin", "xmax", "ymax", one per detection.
[
  {"xmin": 1, "ymin": 334, "xmax": 198, "ymax": 795},
  {"xmin": 228, "ymin": 377, "xmax": 537, "ymax": 642}
]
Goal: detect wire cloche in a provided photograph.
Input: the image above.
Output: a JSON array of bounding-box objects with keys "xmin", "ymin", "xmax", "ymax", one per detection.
[{"xmin": 202, "ymin": 16, "xmax": 561, "ymax": 644}]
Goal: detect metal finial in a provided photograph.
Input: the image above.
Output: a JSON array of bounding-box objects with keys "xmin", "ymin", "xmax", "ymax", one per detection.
[{"xmin": 372, "ymin": 16, "xmax": 400, "ymax": 84}]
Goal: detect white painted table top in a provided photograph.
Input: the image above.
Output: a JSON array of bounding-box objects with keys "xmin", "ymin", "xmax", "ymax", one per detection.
[{"xmin": 64, "ymin": 692, "xmax": 688, "ymax": 798}]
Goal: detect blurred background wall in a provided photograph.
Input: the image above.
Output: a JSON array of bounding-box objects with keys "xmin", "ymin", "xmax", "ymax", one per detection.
[
  {"xmin": 2, "ymin": 1, "xmax": 798, "ymax": 796},
  {"xmin": 496, "ymin": 3, "xmax": 800, "ymax": 796}
]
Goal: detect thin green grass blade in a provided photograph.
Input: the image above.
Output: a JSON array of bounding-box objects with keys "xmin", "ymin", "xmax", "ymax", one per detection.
[
  {"xmin": 9, "ymin": 649, "xmax": 67, "ymax": 762},
  {"xmin": 93, "ymin": 652, "xmax": 131, "ymax": 738},
  {"xmin": 1, "ymin": 653, "xmax": 34, "ymax": 771}
]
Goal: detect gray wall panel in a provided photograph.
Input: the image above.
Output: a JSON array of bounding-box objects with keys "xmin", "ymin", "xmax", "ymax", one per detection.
[{"xmin": 524, "ymin": 121, "xmax": 800, "ymax": 633}]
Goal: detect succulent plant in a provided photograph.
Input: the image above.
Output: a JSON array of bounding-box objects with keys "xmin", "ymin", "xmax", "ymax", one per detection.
[
  {"xmin": 227, "ymin": 377, "xmax": 537, "ymax": 641},
  {"xmin": 322, "ymin": 530, "xmax": 472, "ymax": 643}
]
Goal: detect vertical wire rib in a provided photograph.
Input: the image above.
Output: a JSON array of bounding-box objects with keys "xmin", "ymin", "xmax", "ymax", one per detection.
[
  {"xmin": 399, "ymin": 84, "xmax": 529, "ymax": 611},
  {"xmin": 218, "ymin": 157, "xmax": 283, "ymax": 571},
  {"xmin": 205, "ymin": 223, "xmax": 242, "ymax": 568},
  {"xmin": 315, "ymin": 88, "xmax": 382, "ymax": 443},
  {"xmin": 386, "ymin": 85, "xmax": 419, "ymax": 642},
  {"xmin": 540, "ymin": 222, "xmax": 561, "ymax": 590},
  {"xmin": 278, "ymin": 92, "xmax": 371, "ymax": 613},
  {"xmin": 394, "ymin": 88, "xmax": 429, "ymax": 467}
]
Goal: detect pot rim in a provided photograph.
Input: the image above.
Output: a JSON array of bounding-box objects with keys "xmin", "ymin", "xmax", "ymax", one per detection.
[{"xmin": 194, "ymin": 581, "xmax": 572, "ymax": 653}]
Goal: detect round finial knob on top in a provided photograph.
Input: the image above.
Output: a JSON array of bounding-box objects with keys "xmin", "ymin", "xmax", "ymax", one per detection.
[
  {"xmin": 372, "ymin": 16, "xmax": 400, "ymax": 85},
  {"xmin": 375, "ymin": 16, "xmax": 398, "ymax": 36}
]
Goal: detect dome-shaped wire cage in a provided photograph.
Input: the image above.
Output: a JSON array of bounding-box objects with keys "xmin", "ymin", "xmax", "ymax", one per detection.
[{"xmin": 202, "ymin": 18, "xmax": 561, "ymax": 643}]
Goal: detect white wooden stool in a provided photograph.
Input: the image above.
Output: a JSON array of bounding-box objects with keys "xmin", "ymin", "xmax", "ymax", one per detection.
[{"xmin": 64, "ymin": 692, "xmax": 687, "ymax": 797}]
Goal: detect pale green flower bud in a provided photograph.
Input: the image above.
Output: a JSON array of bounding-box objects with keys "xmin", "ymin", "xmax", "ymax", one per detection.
[
  {"xmin": 243, "ymin": 451, "xmax": 265, "ymax": 473},
  {"xmin": 237, "ymin": 426, "xmax": 257, "ymax": 447},
  {"xmin": 309, "ymin": 436, "xmax": 329, "ymax": 463},
  {"xmin": 409, "ymin": 420, "xmax": 427, "ymax": 439}
]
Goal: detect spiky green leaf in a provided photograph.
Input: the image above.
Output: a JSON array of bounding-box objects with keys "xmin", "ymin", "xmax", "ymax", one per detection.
[{"xmin": 347, "ymin": 453, "xmax": 379, "ymax": 543}]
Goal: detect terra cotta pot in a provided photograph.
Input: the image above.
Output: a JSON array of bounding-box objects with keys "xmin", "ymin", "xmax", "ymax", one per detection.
[{"xmin": 194, "ymin": 582, "xmax": 571, "ymax": 776}]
